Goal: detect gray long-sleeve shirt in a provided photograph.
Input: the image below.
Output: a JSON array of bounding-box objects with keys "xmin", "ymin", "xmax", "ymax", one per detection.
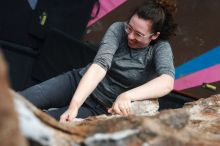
[{"xmin": 79, "ymin": 22, "xmax": 175, "ymax": 107}]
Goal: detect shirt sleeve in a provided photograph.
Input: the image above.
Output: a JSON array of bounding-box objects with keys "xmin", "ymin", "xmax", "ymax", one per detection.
[
  {"xmin": 153, "ymin": 41, "xmax": 175, "ymax": 79},
  {"xmin": 93, "ymin": 22, "xmax": 124, "ymax": 71}
]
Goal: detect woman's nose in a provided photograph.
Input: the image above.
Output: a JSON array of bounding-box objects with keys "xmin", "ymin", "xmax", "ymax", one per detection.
[{"xmin": 128, "ymin": 31, "xmax": 135, "ymax": 40}]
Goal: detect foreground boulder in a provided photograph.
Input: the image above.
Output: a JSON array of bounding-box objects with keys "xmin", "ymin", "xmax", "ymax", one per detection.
[
  {"xmin": 0, "ymin": 53, "xmax": 27, "ymax": 146},
  {"xmin": 10, "ymin": 91, "xmax": 220, "ymax": 146}
]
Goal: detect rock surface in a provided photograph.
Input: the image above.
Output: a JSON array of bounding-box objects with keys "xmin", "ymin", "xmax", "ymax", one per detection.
[
  {"xmin": 11, "ymin": 91, "xmax": 220, "ymax": 146},
  {"xmin": 0, "ymin": 53, "xmax": 27, "ymax": 146}
]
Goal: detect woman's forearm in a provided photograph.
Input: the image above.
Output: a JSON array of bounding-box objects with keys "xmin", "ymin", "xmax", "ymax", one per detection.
[
  {"xmin": 124, "ymin": 74, "xmax": 174, "ymax": 101},
  {"xmin": 69, "ymin": 63, "xmax": 107, "ymax": 109}
]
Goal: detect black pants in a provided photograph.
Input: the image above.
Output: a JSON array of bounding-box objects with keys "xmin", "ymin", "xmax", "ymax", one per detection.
[{"xmin": 20, "ymin": 68, "xmax": 108, "ymax": 120}]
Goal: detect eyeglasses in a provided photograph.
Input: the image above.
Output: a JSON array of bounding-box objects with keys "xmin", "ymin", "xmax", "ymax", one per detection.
[{"xmin": 124, "ymin": 23, "xmax": 153, "ymax": 41}]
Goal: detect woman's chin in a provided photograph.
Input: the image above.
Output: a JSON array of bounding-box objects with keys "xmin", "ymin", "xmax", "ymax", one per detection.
[{"xmin": 128, "ymin": 42, "xmax": 136, "ymax": 48}]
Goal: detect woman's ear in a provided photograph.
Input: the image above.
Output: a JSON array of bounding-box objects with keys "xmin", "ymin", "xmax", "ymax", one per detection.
[{"xmin": 151, "ymin": 32, "xmax": 160, "ymax": 40}]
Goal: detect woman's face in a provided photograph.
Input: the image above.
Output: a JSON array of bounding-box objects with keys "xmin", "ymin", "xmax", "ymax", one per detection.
[{"xmin": 125, "ymin": 14, "xmax": 159, "ymax": 48}]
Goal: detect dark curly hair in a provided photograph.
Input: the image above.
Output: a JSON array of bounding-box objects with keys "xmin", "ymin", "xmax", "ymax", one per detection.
[{"xmin": 129, "ymin": 0, "xmax": 177, "ymax": 42}]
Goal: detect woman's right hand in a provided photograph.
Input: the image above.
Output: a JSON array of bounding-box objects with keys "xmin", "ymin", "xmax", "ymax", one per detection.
[{"xmin": 59, "ymin": 108, "xmax": 78, "ymax": 123}]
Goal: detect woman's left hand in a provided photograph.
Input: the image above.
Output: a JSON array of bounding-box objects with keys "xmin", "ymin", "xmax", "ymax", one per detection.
[{"xmin": 108, "ymin": 92, "xmax": 132, "ymax": 116}]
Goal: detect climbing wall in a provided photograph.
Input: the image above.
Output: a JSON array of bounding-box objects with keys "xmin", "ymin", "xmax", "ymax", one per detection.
[{"xmin": 171, "ymin": 0, "xmax": 220, "ymax": 97}]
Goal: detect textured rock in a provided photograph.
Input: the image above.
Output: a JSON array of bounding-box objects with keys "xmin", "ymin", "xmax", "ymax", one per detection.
[
  {"xmin": 0, "ymin": 53, "xmax": 27, "ymax": 146},
  {"xmin": 131, "ymin": 99, "xmax": 159, "ymax": 116},
  {"xmin": 11, "ymin": 91, "xmax": 220, "ymax": 146}
]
